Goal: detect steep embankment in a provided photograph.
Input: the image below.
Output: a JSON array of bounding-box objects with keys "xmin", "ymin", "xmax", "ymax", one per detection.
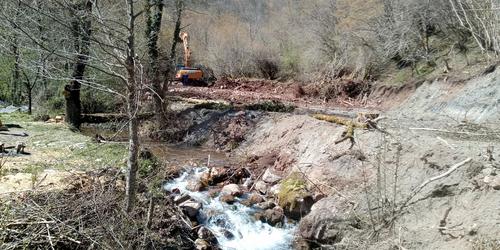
[{"xmin": 234, "ymin": 70, "xmax": 500, "ymax": 249}]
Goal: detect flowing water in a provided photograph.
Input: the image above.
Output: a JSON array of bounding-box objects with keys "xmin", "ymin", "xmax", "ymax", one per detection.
[
  {"xmin": 81, "ymin": 124, "xmax": 297, "ymax": 249},
  {"xmin": 165, "ymin": 168, "xmax": 297, "ymax": 250}
]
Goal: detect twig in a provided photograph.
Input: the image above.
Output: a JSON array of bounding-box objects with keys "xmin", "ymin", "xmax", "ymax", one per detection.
[
  {"xmin": 46, "ymin": 223, "xmax": 55, "ymax": 250},
  {"xmin": 437, "ymin": 136, "xmax": 455, "ymax": 149},
  {"xmin": 398, "ymin": 158, "xmax": 471, "ymax": 211},
  {"xmin": 6, "ymin": 220, "xmax": 55, "ymax": 226},
  {"xmin": 146, "ymin": 197, "xmax": 154, "ymax": 229},
  {"xmin": 374, "ymin": 158, "xmax": 472, "ymax": 233},
  {"xmin": 439, "ymin": 207, "xmax": 452, "ymax": 235},
  {"xmin": 409, "ymin": 127, "xmax": 488, "ymax": 136}
]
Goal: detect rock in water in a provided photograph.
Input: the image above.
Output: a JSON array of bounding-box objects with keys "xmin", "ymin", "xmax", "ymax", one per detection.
[
  {"xmin": 221, "ymin": 183, "xmax": 242, "ymax": 196},
  {"xmin": 187, "ymin": 180, "xmax": 204, "ymax": 192},
  {"xmin": 255, "ymin": 200, "xmax": 276, "ymax": 210},
  {"xmin": 194, "ymin": 239, "xmax": 210, "ymax": 250},
  {"xmin": 180, "ymin": 200, "xmax": 202, "ymax": 219},
  {"xmin": 254, "ymin": 180, "xmax": 268, "ymax": 194},
  {"xmin": 219, "ymin": 194, "xmax": 236, "ymax": 204},
  {"xmin": 283, "ymin": 195, "xmax": 315, "ymax": 220},
  {"xmin": 262, "ymin": 168, "xmax": 282, "ymax": 184},
  {"xmin": 263, "ymin": 207, "xmax": 284, "ymax": 226},
  {"xmin": 240, "ymin": 193, "xmax": 264, "ymax": 206},
  {"xmin": 198, "ymin": 226, "xmax": 218, "ymax": 245}
]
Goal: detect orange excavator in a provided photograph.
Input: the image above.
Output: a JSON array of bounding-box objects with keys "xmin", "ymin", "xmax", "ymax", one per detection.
[{"xmin": 175, "ymin": 31, "xmax": 215, "ymax": 86}]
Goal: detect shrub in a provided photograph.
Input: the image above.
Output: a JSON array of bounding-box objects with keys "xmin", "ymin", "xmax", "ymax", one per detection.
[{"xmin": 255, "ymin": 58, "xmax": 280, "ymax": 80}]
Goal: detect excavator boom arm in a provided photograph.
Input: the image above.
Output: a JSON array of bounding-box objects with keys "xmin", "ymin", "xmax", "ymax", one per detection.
[{"xmin": 179, "ymin": 31, "xmax": 191, "ymax": 67}]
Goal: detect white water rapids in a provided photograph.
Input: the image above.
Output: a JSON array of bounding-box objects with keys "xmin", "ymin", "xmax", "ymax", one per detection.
[{"xmin": 164, "ymin": 168, "xmax": 296, "ymax": 250}]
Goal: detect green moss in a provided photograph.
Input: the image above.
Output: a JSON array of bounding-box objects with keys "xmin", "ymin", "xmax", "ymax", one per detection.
[{"xmin": 278, "ymin": 172, "xmax": 307, "ymax": 210}]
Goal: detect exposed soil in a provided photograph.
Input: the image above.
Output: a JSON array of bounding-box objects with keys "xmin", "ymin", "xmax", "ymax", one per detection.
[
  {"xmin": 169, "ymin": 77, "xmax": 375, "ymax": 110},
  {"xmin": 166, "ymin": 69, "xmax": 500, "ymax": 249}
]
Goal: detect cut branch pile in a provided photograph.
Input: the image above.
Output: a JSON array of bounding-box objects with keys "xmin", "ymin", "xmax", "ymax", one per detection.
[{"xmin": 0, "ymin": 169, "xmax": 195, "ymax": 249}]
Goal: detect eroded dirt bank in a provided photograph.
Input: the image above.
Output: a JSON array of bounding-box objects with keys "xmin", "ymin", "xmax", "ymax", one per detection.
[
  {"xmin": 202, "ymin": 70, "xmax": 500, "ymax": 249},
  {"xmin": 153, "ymin": 69, "xmax": 500, "ymax": 249}
]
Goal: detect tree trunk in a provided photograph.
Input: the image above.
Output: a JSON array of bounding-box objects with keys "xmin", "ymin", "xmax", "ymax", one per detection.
[
  {"xmin": 27, "ymin": 88, "xmax": 32, "ymax": 115},
  {"xmin": 11, "ymin": 37, "xmax": 21, "ymax": 105},
  {"xmin": 125, "ymin": 0, "xmax": 140, "ymax": 213},
  {"xmin": 125, "ymin": 79, "xmax": 139, "ymax": 213},
  {"xmin": 163, "ymin": 0, "xmax": 183, "ymax": 88},
  {"xmin": 65, "ymin": 0, "xmax": 92, "ymax": 129},
  {"xmin": 145, "ymin": 0, "xmax": 166, "ymax": 127}
]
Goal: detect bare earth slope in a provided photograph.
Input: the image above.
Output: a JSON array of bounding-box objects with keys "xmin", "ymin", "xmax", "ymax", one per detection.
[{"xmin": 236, "ymin": 70, "xmax": 500, "ymax": 249}]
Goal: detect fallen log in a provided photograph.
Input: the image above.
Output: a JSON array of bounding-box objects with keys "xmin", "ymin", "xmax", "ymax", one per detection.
[{"xmin": 313, "ymin": 114, "xmax": 368, "ymax": 149}]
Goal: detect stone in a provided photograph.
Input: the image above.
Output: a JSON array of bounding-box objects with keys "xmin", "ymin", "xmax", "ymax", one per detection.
[
  {"xmin": 194, "ymin": 239, "xmax": 210, "ymax": 250},
  {"xmin": 197, "ymin": 226, "xmax": 218, "ymax": 245},
  {"xmin": 221, "ymin": 184, "xmax": 242, "ymax": 196},
  {"xmin": 247, "ymin": 193, "xmax": 264, "ymax": 205},
  {"xmin": 254, "ymin": 212, "xmax": 264, "ymax": 221},
  {"xmin": 483, "ymin": 175, "xmax": 494, "ymax": 184},
  {"xmin": 298, "ymin": 196, "xmax": 359, "ymax": 245},
  {"xmin": 187, "ymin": 180, "xmax": 204, "ymax": 192},
  {"xmin": 222, "ymin": 229, "xmax": 235, "ymax": 240},
  {"xmin": 482, "ymin": 167, "xmax": 496, "ymax": 176},
  {"xmin": 269, "ymin": 184, "xmax": 281, "ymax": 196},
  {"xmin": 489, "ymin": 176, "xmax": 500, "ymax": 190},
  {"xmin": 179, "ymin": 200, "xmax": 202, "ymax": 219},
  {"xmin": 263, "ymin": 207, "xmax": 284, "ymax": 226},
  {"xmin": 255, "ymin": 200, "xmax": 276, "ymax": 210},
  {"xmin": 283, "ymin": 195, "xmax": 315, "ymax": 220},
  {"xmin": 220, "ymin": 194, "xmax": 236, "ymax": 204},
  {"xmin": 207, "ymin": 188, "xmax": 221, "ymax": 198},
  {"xmin": 254, "ymin": 180, "xmax": 268, "ymax": 194},
  {"xmin": 262, "ymin": 168, "xmax": 282, "ymax": 184}
]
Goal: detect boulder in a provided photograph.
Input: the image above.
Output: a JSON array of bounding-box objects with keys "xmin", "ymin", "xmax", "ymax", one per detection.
[
  {"xmin": 254, "ymin": 180, "xmax": 268, "ymax": 194},
  {"xmin": 220, "ymin": 194, "xmax": 236, "ymax": 204},
  {"xmin": 221, "ymin": 184, "xmax": 242, "ymax": 197},
  {"xmin": 197, "ymin": 226, "xmax": 218, "ymax": 245},
  {"xmin": 269, "ymin": 184, "xmax": 281, "ymax": 195},
  {"xmin": 179, "ymin": 200, "xmax": 202, "ymax": 219},
  {"xmin": 282, "ymin": 195, "xmax": 315, "ymax": 220},
  {"xmin": 207, "ymin": 188, "xmax": 221, "ymax": 198},
  {"xmin": 194, "ymin": 239, "xmax": 210, "ymax": 250},
  {"xmin": 187, "ymin": 180, "xmax": 204, "ymax": 192},
  {"xmin": 262, "ymin": 168, "xmax": 282, "ymax": 184},
  {"xmin": 263, "ymin": 207, "xmax": 284, "ymax": 226},
  {"xmin": 248, "ymin": 193, "xmax": 265, "ymax": 205},
  {"xmin": 255, "ymin": 200, "xmax": 276, "ymax": 210},
  {"xmin": 241, "ymin": 193, "xmax": 265, "ymax": 207},
  {"xmin": 222, "ymin": 229, "xmax": 235, "ymax": 240},
  {"xmin": 298, "ymin": 196, "xmax": 359, "ymax": 245}
]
